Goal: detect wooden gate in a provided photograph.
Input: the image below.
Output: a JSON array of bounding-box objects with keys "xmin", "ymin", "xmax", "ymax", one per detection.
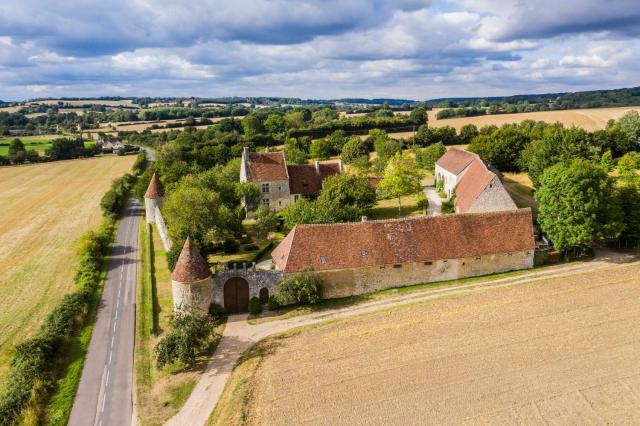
[
  {"xmin": 259, "ymin": 287, "xmax": 269, "ymax": 305},
  {"xmin": 224, "ymin": 277, "xmax": 250, "ymax": 314}
]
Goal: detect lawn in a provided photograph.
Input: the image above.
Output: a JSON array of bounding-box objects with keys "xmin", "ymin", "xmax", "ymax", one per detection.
[
  {"xmin": 0, "ymin": 155, "xmax": 135, "ymax": 384},
  {"xmin": 368, "ymin": 193, "xmax": 425, "ymax": 220},
  {"xmin": 503, "ymin": 172, "xmax": 538, "ymax": 217},
  {"xmin": 0, "ymin": 135, "xmax": 94, "ymax": 155},
  {"xmin": 213, "ymin": 259, "xmax": 640, "ymax": 425},
  {"xmin": 208, "ymin": 220, "xmax": 284, "ymax": 267}
]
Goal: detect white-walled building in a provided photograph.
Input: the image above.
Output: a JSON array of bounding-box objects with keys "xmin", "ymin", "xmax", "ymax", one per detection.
[{"xmin": 434, "ymin": 147, "xmax": 477, "ymax": 197}]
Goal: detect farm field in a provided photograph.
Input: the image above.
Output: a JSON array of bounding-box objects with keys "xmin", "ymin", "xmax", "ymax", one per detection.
[
  {"xmin": 0, "ymin": 135, "xmax": 93, "ymax": 155},
  {"xmin": 0, "ymin": 155, "xmax": 135, "ymax": 383},
  {"xmin": 215, "ymin": 258, "xmax": 640, "ymax": 425}
]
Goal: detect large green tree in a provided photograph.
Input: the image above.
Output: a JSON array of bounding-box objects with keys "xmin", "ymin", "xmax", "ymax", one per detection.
[
  {"xmin": 378, "ymin": 152, "xmax": 423, "ymax": 216},
  {"xmin": 535, "ymin": 159, "xmax": 622, "ymax": 253},
  {"xmin": 416, "ymin": 142, "xmax": 446, "ymax": 172}
]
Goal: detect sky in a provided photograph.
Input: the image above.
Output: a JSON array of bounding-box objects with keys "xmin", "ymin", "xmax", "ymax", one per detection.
[{"xmin": 0, "ymin": 0, "xmax": 639, "ymax": 101}]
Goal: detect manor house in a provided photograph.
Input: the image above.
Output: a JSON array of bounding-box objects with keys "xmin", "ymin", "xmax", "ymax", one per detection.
[{"xmin": 240, "ymin": 147, "xmax": 342, "ymax": 212}]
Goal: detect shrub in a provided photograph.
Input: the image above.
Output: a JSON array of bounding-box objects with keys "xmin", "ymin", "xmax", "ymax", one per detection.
[
  {"xmin": 208, "ymin": 303, "xmax": 225, "ymax": 320},
  {"xmin": 222, "ymin": 238, "xmax": 240, "ymax": 254},
  {"xmin": 154, "ymin": 307, "xmax": 215, "ymax": 368},
  {"xmin": 248, "ymin": 297, "xmax": 262, "ymax": 315},
  {"xmin": 166, "ymin": 244, "xmax": 182, "ymax": 272},
  {"xmin": 276, "ymin": 269, "xmax": 321, "ymax": 305},
  {"xmin": 416, "ymin": 193, "xmax": 429, "ymax": 214},
  {"xmin": 441, "ymin": 199, "xmax": 455, "ymax": 214},
  {"xmin": 267, "ymin": 295, "xmax": 280, "ymax": 311}
]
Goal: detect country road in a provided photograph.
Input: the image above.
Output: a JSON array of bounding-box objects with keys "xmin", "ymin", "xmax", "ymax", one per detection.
[{"xmin": 69, "ymin": 198, "xmax": 141, "ymax": 426}]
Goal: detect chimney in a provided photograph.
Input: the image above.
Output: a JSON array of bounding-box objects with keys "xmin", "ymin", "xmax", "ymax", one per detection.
[
  {"xmin": 314, "ymin": 160, "xmax": 320, "ymax": 174},
  {"xmin": 361, "ymin": 216, "xmax": 368, "ymax": 222}
]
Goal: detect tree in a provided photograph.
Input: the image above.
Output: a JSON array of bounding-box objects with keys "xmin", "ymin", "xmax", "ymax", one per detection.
[
  {"xmin": 617, "ymin": 181, "xmax": 640, "ymax": 245},
  {"xmin": 535, "ymin": 159, "xmax": 622, "ymax": 254},
  {"xmin": 236, "ymin": 181, "xmax": 261, "ymax": 212},
  {"xmin": 264, "ymin": 114, "xmax": 286, "ymax": 135},
  {"xmin": 611, "ymin": 110, "xmax": 640, "ymax": 149},
  {"xmin": 309, "ymin": 139, "xmax": 332, "ymax": 160},
  {"xmin": 416, "ymin": 193, "xmax": 429, "ymax": 214},
  {"xmin": 276, "ymin": 269, "xmax": 321, "ymax": 305},
  {"xmin": 154, "ymin": 307, "xmax": 215, "ymax": 368},
  {"xmin": 600, "ymin": 149, "xmax": 613, "ymax": 172},
  {"xmin": 409, "ymin": 106, "xmax": 428, "ymax": 125},
  {"xmin": 468, "ymin": 124, "xmax": 530, "ymax": 171},
  {"xmin": 617, "ymin": 151, "xmax": 639, "ymax": 177},
  {"xmin": 340, "ymin": 136, "xmax": 369, "ymax": 163},
  {"xmin": 325, "ymin": 130, "xmax": 347, "ymax": 153},
  {"xmin": 316, "ymin": 174, "xmax": 377, "ymax": 220},
  {"xmin": 282, "ymin": 199, "xmax": 323, "ymax": 230},
  {"xmin": 241, "ymin": 114, "xmax": 265, "ymax": 137},
  {"xmin": 459, "ymin": 124, "xmax": 479, "ymax": 144},
  {"xmin": 373, "ymin": 136, "xmax": 403, "ymax": 160},
  {"xmin": 378, "ymin": 152, "xmax": 423, "ymax": 217},
  {"xmin": 254, "ymin": 205, "xmax": 278, "ymax": 238},
  {"xmin": 7, "ymin": 138, "xmax": 25, "ymax": 157},
  {"xmin": 415, "ymin": 142, "xmax": 446, "ymax": 172},
  {"xmin": 284, "ymin": 145, "xmax": 308, "ymax": 164}
]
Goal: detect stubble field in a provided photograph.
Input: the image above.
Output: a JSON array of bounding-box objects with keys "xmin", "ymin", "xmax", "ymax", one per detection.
[
  {"xmin": 0, "ymin": 155, "xmax": 135, "ymax": 382},
  {"xmin": 220, "ymin": 259, "xmax": 640, "ymax": 425}
]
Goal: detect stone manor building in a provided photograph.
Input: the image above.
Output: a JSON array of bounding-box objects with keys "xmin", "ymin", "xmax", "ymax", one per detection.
[{"xmin": 240, "ymin": 147, "xmax": 343, "ymax": 212}]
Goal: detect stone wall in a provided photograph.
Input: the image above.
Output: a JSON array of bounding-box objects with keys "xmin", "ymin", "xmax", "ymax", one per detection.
[
  {"xmin": 313, "ymin": 250, "xmax": 534, "ymax": 299},
  {"xmin": 465, "ymin": 175, "xmax": 517, "ymax": 214},
  {"xmin": 261, "ymin": 179, "xmax": 291, "ymax": 212},
  {"xmin": 212, "ymin": 264, "xmax": 283, "ymax": 308},
  {"xmin": 154, "ymin": 205, "xmax": 172, "ymax": 251}
]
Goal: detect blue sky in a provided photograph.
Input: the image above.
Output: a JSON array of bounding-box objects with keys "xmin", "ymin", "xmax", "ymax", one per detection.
[{"xmin": 0, "ymin": 0, "xmax": 639, "ymax": 101}]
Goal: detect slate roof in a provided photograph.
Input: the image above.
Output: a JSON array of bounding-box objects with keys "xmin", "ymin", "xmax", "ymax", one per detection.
[
  {"xmin": 287, "ymin": 162, "xmax": 341, "ymax": 194},
  {"xmin": 172, "ymin": 237, "xmax": 211, "ymax": 283},
  {"xmin": 271, "ymin": 209, "xmax": 535, "ymax": 273},
  {"xmin": 144, "ymin": 173, "xmax": 164, "ymax": 199},
  {"xmin": 246, "ymin": 151, "xmax": 288, "ymax": 182},
  {"xmin": 454, "ymin": 159, "xmax": 495, "ymax": 213},
  {"xmin": 435, "ymin": 147, "xmax": 477, "ymax": 175}
]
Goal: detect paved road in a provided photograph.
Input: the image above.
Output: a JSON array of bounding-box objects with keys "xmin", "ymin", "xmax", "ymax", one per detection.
[{"xmin": 69, "ymin": 198, "xmax": 142, "ymax": 426}]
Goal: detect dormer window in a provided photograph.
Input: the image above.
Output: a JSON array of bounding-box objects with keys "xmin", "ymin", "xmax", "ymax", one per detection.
[
  {"xmin": 360, "ymin": 249, "xmax": 368, "ymax": 257},
  {"xmin": 319, "ymin": 256, "xmax": 327, "ymax": 263}
]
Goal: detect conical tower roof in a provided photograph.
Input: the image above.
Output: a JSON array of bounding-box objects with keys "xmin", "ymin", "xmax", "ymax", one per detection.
[
  {"xmin": 144, "ymin": 173, "xmax": 164, "ymax": 199},
  {"xmin": 172, "ymin": 237, "xmax": 211, "ymax": 283}
]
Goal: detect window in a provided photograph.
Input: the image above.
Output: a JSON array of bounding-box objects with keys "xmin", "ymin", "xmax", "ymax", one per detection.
[
  {"xmin": 360, "ymin": 249, "xmax": 368, "ymax": 257},
  {"xmin": 261, "ymin": 183, "xmax": 270, "ymax": 193},
  {"xmin": 262, "ymin": 198, "xmax": 270, "ymax": 206},
  {"xmin": 393, "ymin": 264, "xmax": 402, "ymax": 269},
  {"xmin": 424, "ymin": 261, "xmax": 433, "ymax": 266},
  {"xmin": 294, "ymin": 194, "xmax": 300, "ymax": 202},
  {"xmin": 319, "ymin": 256, "xmax": 327, "ymax": 263},
  {"xmin": 278, "ymin": 201, "xmax": 282, "ymax": 206}
]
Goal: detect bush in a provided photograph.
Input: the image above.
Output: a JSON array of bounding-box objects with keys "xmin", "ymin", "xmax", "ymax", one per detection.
[
  {"xmin": 248, "ymin": 297, "xmax": 262, "ymax": 315},
  {"xmin": 243, "ymin": 243, "xmax": 259, "ymax": 251},
  {"xmin": 154, "ymin": 307, "xmax": 215, "ymax": 368},
  {"xmin": 441, "ymin": 199, "xmax": 455, "ymax": 214},
  {"xmin": 222, "ymin": 238, "xmax": 240, "ymax": 254},
  {"xmin": 100, "ymin": 173, "xmax": 136, "ymax": 218},
  {"xmin": 208, "ymin": 303, "xmax": 225, "ymax": 319},
  {"xmin": 166, "ymin": 243, "xmax": 182, "ymax": 272},
  {"xmin": 416, "ymin": 193, "xmax": 429, "ymax": 214},
  {"xmin": 267, "ymin": 295, "xmax": 280, "ymax": 311},
  {"xmin": 276, "ymin": 269, "xmax": 321, "ymax": 305}
]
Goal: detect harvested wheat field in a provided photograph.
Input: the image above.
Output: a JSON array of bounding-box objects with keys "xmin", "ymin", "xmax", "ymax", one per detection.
[
  {"xmin": 426, "ymin": 106, "xmax": 639, "ymax": 132},
  {"xmin": 222, "ymin": 259, "xmax": 640, "ymax": 425},
  {"xmin": 0, "ymin": 155, "xmax": 134, "ymax": 382}
]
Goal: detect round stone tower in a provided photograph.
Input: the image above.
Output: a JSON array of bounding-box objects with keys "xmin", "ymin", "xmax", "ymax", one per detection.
[
  {"xmin": 172, "ymin": 237, "xmax": 213, "ymax": 312},
  {"xmin": 144, "ymin": 173, "xmax": 164, "ymax": 224}
]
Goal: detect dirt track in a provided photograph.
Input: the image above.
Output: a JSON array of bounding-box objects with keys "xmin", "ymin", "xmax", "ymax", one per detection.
[{"xmin": 247, "ymin": 260, "xmax": 640, "ymax": 425}]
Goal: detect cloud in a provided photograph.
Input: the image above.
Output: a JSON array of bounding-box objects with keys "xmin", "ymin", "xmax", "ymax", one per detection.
[{"xmin": 0, "ymin": 0, "xmax": 639, "ymax": 100}]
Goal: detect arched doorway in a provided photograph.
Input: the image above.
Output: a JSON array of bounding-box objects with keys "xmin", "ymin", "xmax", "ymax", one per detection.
[
  {"xmin": 259, "ymin": 288, "xmax": 269, "ymax": 305},
  {"xmin": 224, "ymin": 277, "xmax": 250, "ymax": 314}
]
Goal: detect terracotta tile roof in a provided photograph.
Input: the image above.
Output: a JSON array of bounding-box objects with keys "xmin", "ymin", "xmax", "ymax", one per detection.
[
  {"xmin": 454, "ymin": 159, "xmax": 495, "ymax": 213},
  {"xmin": 287, "ymin": 162, "xmax": 341, "ymax": 194},
  {"xmin": 272, "ymin": 209, "xmax": 535, "ymax": 273},
  {"xmin": 144, "ymin": 173, "xmax": 164, "ymax": 199},
  {"xmin": 435, "ymin": 147, "xmax": 477, "ymax": 175},
  {"xmin": 172, "ymin": 237, "xmax": 211, "ymax": 282},
  {"xmin": 246, "ymin": 151, "xmax": 288, "ymax": 182}
]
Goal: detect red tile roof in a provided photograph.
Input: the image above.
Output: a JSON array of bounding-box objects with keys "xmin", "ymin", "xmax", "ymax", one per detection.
[
  {"xmin": 454, "ymin": 159, "xmax": 495, "ymax": 213},
  {"xmin": 172, "ymin": 237, "xmax": 211, "ymax": 282},
  {"xmin": 435, "ymin": 147, "xmax": 477, "ymax": 175},
  {"xmin": 287, "ymin": 162, "xmax": 341, "ymax": 194},
  {"xmin": 144, "ymin": 173, "xmax": 164, "ymax": 199},
  {"xmin": 272, "ymin": 209, "xmax": 535, "ymax": 273},
  {"xmin": 247, "ymin": 151, "xmax": 288, "ymax": 182}
]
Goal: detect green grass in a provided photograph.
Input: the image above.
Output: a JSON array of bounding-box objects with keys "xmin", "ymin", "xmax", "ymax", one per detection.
[
  {"xmin": 368, "ymin": 193, "xmax": 425, "ymax": 220},
  {"xmin": 135, "ymin": 222, "xmax": 155, "ymax": 395},
  {"xmin": 167, "ymin": 380, "xmax": 197, "ymax": 409},
  {"xmin": 43, "ymin": 221, "xmax": 117, "ymax": 425},
  {"xmin": 0, "ymin": 135, "xmax": 94, "ymax": 155}
]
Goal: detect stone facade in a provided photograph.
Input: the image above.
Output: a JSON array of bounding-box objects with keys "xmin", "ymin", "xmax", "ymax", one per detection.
[
  {"xmin": 260, "ymin": 179, "xmax": 292, "ymax": 211},
  {"xmin": 212, "ymin": 265, "xmax": 283, "ymax": 308},
  {"xmin": 461, "ymin": 175, "xmax": 517, "ymax": 214},
  {"xmin": 313, "ymin": 250, "xmax": 534, "ymax": 298},
  {"xmin": 172, "ymin": 276, "xmax": 213, "ymax": 312}
]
